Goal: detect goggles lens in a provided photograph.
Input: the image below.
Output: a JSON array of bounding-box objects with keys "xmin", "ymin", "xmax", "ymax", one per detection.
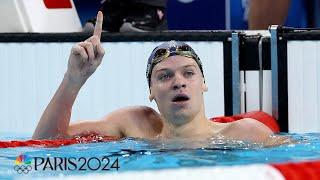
[{"xmin": 151, "ymin": 45, "xmax": 197, "ymax": 65}]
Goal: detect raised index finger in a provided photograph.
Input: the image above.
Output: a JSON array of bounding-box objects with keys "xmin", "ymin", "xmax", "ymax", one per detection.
[{"xmin": 93, "ymin": 11, "xmax": 103, "ymax": 39}]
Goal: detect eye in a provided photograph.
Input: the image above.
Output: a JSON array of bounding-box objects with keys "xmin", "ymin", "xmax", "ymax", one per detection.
[
  {"xmin": 184, "ymin": 71, "xmax": 195, "ymax": 77},
  {"xmin": 158, "ymin": 74, "xmax": 171, "ymax": 81}
]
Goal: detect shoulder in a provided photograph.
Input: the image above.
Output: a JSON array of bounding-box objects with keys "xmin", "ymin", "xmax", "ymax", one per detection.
[
  {"xmin": 101, "ymin": 106, "xmax": 162, "ymax": 137},
  {"xmin": 221, "ymin": 118, "xmax": 273, "ymax": 143},
  {"xmin": 234, "ymin": 118, "xmax": 272, "ymax": 130},
  {"xmin": 102, "ymin": 106, "xmax": 160, "ymax": 122},
  {"xmin": 232, "ymin": 118, "xmax": 274, "ymax": 135},
  {"xmin": 68, "ymin": 106, "xmax": 161, "ymax": 138}
]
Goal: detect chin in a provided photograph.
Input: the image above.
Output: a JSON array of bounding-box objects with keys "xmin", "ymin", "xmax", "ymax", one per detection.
[{"xmin": 171, "ymin": 111, "xmax": 192, "ymax": 121}]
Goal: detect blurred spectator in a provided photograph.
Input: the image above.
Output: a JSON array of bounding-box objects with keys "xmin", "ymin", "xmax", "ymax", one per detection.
[
  {"xmin": 83, "ymin": 0, "xmax": 168, "ymax": 32},
  {"xmin": 305, "ymin": 0, "xmax": 320, "ymax": 27},
  {"xmin": 248, "ymin": 0, "xmax": 291, "ymax": 29}
]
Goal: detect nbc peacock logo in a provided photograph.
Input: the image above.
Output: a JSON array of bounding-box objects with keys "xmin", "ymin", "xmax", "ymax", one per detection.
[{"xmin": 13, "ymin": 154, "xmax": 32, "ymax": 174}]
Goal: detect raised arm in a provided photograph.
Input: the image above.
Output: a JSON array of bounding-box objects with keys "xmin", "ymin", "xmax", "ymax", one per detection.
[{"xmin": 32, "ymin": 12, "xmax": 105, "ymax": 139}]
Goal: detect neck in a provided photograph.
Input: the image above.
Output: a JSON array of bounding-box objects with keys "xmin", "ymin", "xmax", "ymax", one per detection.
[{"xmin": 159, "ymin": 112, "xmax": 212, "ymax": 139}]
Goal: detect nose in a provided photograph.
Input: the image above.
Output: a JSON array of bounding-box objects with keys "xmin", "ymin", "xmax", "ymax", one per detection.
[{"xmin": 172, "ymin": 74, "xmax": 186, "ymax": 90}]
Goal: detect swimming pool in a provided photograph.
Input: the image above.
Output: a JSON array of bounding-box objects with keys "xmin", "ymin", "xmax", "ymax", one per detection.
[{"xmin": 0, "ymin": 133, "xmax": 319, "ymax": 179}]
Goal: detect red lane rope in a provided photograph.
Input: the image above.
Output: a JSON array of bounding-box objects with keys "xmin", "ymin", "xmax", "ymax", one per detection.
[
  {"xmin": 272, "ymin": 160, "xmax": 320, "ymax": 180},
  {"xmin": 0, "ymin": 134, "xmax": 119, "ymax": 148}
]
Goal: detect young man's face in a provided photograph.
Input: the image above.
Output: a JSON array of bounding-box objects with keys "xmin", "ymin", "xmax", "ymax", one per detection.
[{"xmin": 149, "ymin": 55, "xmax": 207, "ymax": 124}]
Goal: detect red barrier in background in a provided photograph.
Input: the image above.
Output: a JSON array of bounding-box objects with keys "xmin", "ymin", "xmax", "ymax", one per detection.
[{"xmin": 43, "ymin": 0, "xmax": 72, "ymax": 9}]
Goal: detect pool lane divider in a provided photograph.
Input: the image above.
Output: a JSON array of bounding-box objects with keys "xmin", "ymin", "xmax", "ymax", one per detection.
[
  {"xmin": 42, "ymin": 161, "xmax": 320, "ymax": 180},
  {"xmin": 272, "ymin": 160, "xmax": 320, "ymax": 180},
  {"xmin": 0, "ymin": 134, "xmax": 119, "ymax": 148}
]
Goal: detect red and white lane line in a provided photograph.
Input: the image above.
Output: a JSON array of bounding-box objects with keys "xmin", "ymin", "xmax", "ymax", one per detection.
[
  {"xmin": 44, "ymin": 160, "xmax": 320, "ymax": 180},
  {"xmin": 272, "ymin": 160, "xmax": 320, "ymax": 180}
]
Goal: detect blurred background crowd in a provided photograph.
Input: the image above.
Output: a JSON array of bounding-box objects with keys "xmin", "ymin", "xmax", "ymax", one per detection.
[
  {"xmin": 0, "ymin": 0, "xmax": 319, "ymax": 33},
  {"xmin": 77, "ymin": 0, "xmax": 318, "ymax": 32}
]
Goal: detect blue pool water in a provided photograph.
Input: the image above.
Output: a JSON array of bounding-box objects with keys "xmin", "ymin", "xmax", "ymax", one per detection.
[{"xmin": 0, "ymin": 133, "xmax": 319, "ymax": 179}]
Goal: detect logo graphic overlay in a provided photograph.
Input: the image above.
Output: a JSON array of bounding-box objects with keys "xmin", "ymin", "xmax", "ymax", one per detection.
[{"xmin": 14, "ymin": 154, "xmax": 32, "ymax": 174}]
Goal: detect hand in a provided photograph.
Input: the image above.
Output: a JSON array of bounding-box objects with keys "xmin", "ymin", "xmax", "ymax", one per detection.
[{"xmin": 66, "ymin": 11, "xmax": 105, "ymax": 86}]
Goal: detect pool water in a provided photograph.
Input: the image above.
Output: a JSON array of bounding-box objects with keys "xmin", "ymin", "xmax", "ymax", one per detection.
[{"xmin": 0, "ymin": 133, "xmax": 319, "ymax": 179}]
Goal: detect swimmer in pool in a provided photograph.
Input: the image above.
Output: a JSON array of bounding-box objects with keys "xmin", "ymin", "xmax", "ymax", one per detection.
[{"xmin": 32, "ymin": 12, "xmax": 286, "ymax": 146}]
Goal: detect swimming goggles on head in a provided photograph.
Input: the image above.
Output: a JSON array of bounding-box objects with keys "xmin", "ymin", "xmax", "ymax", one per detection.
[{"xmin": 146, "ymin": 41, "xmax": 204, "ymax": 87}]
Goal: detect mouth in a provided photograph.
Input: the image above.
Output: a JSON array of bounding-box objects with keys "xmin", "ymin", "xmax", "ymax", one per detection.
[{"xmin": 172, "ymin": 94, "xmax": 190, "ymax": 103}]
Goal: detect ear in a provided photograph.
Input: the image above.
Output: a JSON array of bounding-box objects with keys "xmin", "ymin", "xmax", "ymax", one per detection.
[{"xmin": 202, "ymin": 83, "xmax": 208, "ymax": 92}]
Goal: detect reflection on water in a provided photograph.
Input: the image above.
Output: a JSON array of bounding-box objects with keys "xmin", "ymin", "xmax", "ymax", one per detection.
[
  {"xmin": 0, "ymin": 133, "xmax": 319, "ymax": 179},
  {"xmin": 145, "ymin": 137, "xmax": 264, "ymax": 150}
]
